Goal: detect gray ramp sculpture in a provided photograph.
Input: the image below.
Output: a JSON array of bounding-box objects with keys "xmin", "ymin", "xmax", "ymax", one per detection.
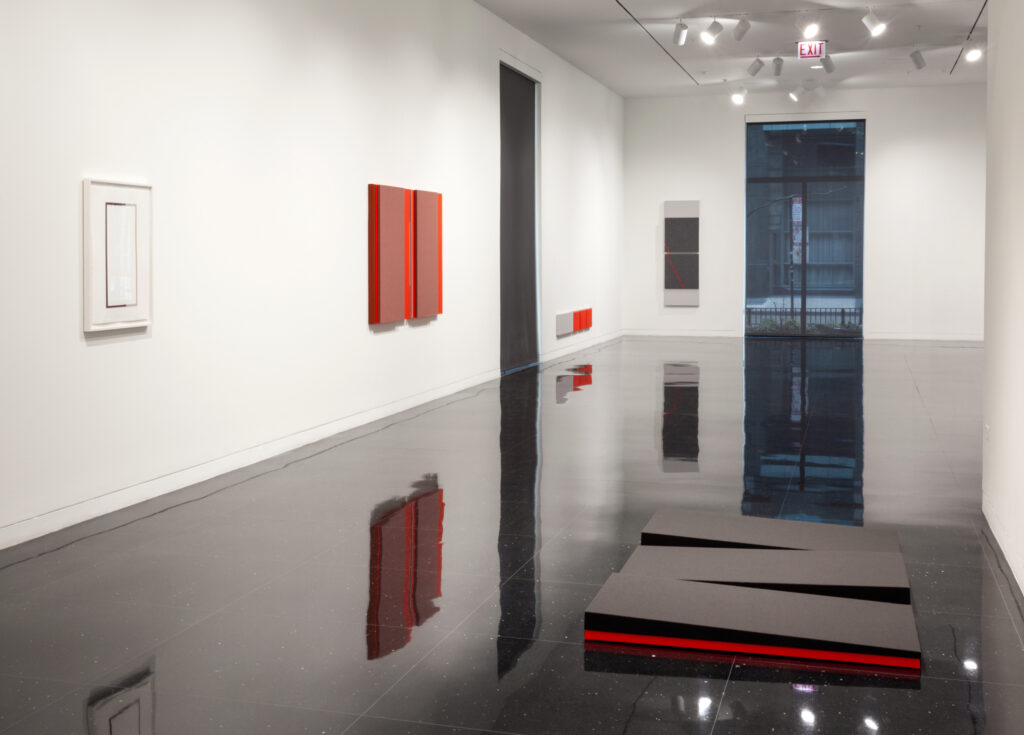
[{"xmin": 585, "ymin": 511, "xmax": 920, "ymax": 671}]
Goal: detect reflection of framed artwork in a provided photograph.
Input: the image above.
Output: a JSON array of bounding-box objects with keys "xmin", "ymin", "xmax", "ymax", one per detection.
[
  {"xmin": 664, "ymin": 200, "xmax": 699, "ymax": 307},
  {"xmin": 83, "ymin": 180, "xmax": 153, "ymax": 332},
  {"xmin": 87, "ymin": 670, "xmax": 155, "ymax": 735}
]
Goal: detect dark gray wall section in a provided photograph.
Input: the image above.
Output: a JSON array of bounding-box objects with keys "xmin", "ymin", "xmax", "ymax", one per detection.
[{"xmin": 499, "ymin": 64, "xmax": 538, "ymax": 373}]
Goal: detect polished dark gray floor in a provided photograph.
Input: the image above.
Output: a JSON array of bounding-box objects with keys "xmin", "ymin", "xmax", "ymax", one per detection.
[{"xmin": 1, "ymin": 337, "xmax": 1019, "ymax": 734}]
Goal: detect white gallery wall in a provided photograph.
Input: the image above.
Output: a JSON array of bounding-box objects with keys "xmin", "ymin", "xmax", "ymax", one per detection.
[
  {"xmin": 983, "ymin": 0, "xmax": 1024, "ymax": 590},
  {"xmin": 623, "ymin": 84, "xmax": 986, "ymax": 340},
  {"xmin": 0, "ymin": 0, "xmax": 624, "ymax": 548}
]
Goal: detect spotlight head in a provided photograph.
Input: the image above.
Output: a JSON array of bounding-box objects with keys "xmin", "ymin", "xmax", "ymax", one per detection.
[
  {"xmin": 821, "ymin": 55, "xmax": 835, "ymax": 74},
  {"xmin": 772, "ymin": 56, "xmax": 784, "ymax": 76},
  {"xmin": 731, "ymin": 88, "xmax": 748, "ymax": 106},
  {"xmin": 965, "ymin": 46, "xmax": 983, "ymax": 62},
  {"xmin": 862, "ymin": 10, "xmax": 886, "ymax": 37},
  {"xmin": 734, "ymin": 18, "xmax": 751, "ymax": 42},
  {"xmin": 747, "ymin": 57, "xmax": 765, "ymax": 77},
  {"xmin": 673, "ymin": 21, "xmax": 688, "ymax": 46},
  {"xmin": 701, "ymin": 20, "xmax": 723, "ymax": 45},
  {"xmin": 789, "ymin": 87, "xmax": 804, "ymax": 102},
  {"xmin": 910, "ymin": 49, "xmax": 926, "ymax": 70}
]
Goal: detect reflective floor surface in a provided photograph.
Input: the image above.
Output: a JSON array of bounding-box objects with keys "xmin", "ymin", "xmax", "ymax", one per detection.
[{"xmin": 1, "ymin": 337, "xmax": 1020, "ymax": 734}]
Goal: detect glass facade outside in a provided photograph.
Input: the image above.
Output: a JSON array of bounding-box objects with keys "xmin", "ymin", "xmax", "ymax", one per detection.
[{"xmin": 745, "ymin": 121, "xmax": 865, "ymax": 337}]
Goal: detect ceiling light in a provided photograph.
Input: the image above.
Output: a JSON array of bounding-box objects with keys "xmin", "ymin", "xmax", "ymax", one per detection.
[
  {"xmin": 731, "ymin": 88, "xmax": 748, "ymax": 105},
  {"xmin": 821, "ymin": 55, "xmax": 835, "ymax": 73},
  {"xmin": 673, "ymin": 21, "xmax": 688, "ymax": 46},
  {"xmin": 773, "ymin": 57, "xmax": 784, "ymax": 76},
  {"xmin": 965, "ymin": 46, "xmax": 984, "ymax": 62},
  {"xmin": 701, "ymin": 20, "xmax": 723, "ymax": 45},
  {"xmin": 862, "ymin": 10, "xmax": 886, "ymax": 37},
  {"xmin": 748, "ymin": 57, "xmax": 765, "ymax": 76},
  {"xmin": 910, "ymin": 49, "xmax": 926, "ymax": 70},
  {"xmin": 789, "ymin": 87, "xmax": 805, "ymax": 102},
  {"xmin": 811, "ymin": 64, "xmax": 824, "ymax": 70},
  {"xmin": 800, "ymin": 19, "xmax": 821, "ymax": 40},
  {"xmin": 734, "ymin": 18, "xmax": 751, "ymax": 42}
]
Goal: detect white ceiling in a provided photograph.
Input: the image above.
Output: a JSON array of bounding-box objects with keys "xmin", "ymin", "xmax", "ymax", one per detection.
[{"xmin": 475, "ymin": 0, "xmax": 988, "ymax": 97}]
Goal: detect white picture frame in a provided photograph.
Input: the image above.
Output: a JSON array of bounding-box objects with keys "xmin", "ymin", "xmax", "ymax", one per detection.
[{"xmin": 83, "ymin": 180, "xmax": 152, "ymax": 332}]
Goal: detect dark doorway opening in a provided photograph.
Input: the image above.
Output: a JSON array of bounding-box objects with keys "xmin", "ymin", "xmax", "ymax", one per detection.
[{"xmin": 499, "ymin": 64, "xmax": 538, "ymax": 373}]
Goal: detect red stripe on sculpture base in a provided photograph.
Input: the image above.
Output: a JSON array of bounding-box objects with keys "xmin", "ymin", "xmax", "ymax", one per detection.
[{"xmin": 583, "ymin": 629, "xmax": 921, "ymax": 670}]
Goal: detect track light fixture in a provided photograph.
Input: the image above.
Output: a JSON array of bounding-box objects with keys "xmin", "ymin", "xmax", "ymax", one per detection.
[
  {"xmin": 673, "ymin": 21, "xmax": 688, "ymax": 46},
  {"xmin": 821, "ymin": 55, "xmax": 835, "ymax": 74},
  {"xmin": 789, "ymin": 87, "xmax": 805, "ymax": 103},
  {"xmin": 799, "ymin": 16, "xmax": 820, "ymax": 40},
  {"xmin": 734, "ymin": 18, "xmax": 751, "ymax": 42},
  {"xmin": 772, "ymin": 57, "xmax": 784, "ymax": 76},
  {"xmin": 747, "ymin": 57, "xmax": 765, "ymax": 77},
  {"xmin": 862, "ymin": 10, "xmax": 886, "ymax": 37},
  {"xmin": 701, "ymin": 20, "xmax": 723, "ymax": 45},
  {"xmin": 965, "ymin": 45, "xmax": 984, "ymax": 62},
  {"xmin": 910, "ymin": 49, "xmax": 926, "ymax": 70},
  {"xmin": 731, "ymin": 88, "xmax": 748, "ymax": 106}
]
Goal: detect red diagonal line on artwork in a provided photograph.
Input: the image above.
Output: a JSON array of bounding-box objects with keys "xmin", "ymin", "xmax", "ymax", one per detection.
[{"xmin": 665, "ymin": 243, "xmax": 685, "ymax": 288}]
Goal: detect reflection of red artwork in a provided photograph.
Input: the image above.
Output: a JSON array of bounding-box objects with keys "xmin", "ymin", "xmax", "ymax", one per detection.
[{"xmin": 366, "ymin": 486, "xmax": 444, "ymax": 660}]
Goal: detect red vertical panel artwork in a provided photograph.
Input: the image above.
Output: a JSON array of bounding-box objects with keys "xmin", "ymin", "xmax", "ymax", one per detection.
[
  {"xmin": 368, "ymin": 184, "xmax": 409, "ymax": 325},
  {"xmin": 413, "ymin": 190, "xmax": 442, "ymax": 319},
  {"xmin": 368, "ymin": 185, "xmax": 380, "ymax": 324}
]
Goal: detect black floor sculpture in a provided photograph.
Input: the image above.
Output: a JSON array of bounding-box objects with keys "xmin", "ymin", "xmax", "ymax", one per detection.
[{"xmin": 584, "ymin": 511, "xmax": 921, "ymax": 672}]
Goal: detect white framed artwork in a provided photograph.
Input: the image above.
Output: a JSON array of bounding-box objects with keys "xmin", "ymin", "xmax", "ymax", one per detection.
[{"xmin": 83, "ymin": 180, "xmax": 152, "ymax": 332}]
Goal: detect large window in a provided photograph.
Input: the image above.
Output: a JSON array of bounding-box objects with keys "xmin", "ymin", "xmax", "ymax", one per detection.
[{"xmin": 745, "ymin": 120, "xmax": 865, "ymax": 337}]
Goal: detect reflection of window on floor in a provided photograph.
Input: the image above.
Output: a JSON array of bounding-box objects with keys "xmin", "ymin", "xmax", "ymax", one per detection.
[
  {"xmin": 662, "ymin": 363, "xmax": 699, "ymax": 472},
  {"xmin": 745, "ymin": 120, "xmax": 865, "ymax": 337},
  {"xmin": 743, "ymin": 340, "xmax": 864, "ymax": 525},
  {"xmin": 366, "ymin": 475, "xmax": 444, "ymax": 660}
]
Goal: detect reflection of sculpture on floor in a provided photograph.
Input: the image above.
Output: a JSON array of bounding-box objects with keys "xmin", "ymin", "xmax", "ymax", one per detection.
[
  {"xmin": 585, "ymin": 510, "xmax": 920, "ymax": 673},
  {"xmin": 366, "ymin": 475, "xmax": 444, "ymax": 660}
]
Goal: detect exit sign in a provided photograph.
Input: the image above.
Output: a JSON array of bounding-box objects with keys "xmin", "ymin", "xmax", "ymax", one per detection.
[{"xmin": 798, "ymin": 41, "xmax": 826, "ymax": 59}]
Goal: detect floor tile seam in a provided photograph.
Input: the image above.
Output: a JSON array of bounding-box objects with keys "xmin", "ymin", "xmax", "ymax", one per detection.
[
  {"xmin": 356, "ymin": 585, "xmax": 511, "ymax": 719},
  {"xmin": 0, "ymin": 683, "xmax": 95, "ymax": 735},
  {"xmin": 707, "ymin": 656, "xmax": 736, "ymax": 735},
  {"xmin": 345, "ymin": 714, "xmax": 521, "ymax": 735},
  {"xmin": 919, "ymin": 673, "xmax": 1024, "ymax": 689},
  {"xmin": 500, "ymin": 577, "xmax": 602, "ymax": 590},
  {"xmin": 160, "ymin": 688, "xmax": 366, "ymax": 718},
  {"xmin": 44, "ymin": 546, "xmax": 325, "ymax": 618},
  {"xmin": 82, "ymin": 553, "xmax": 320, "ymax": 691}
]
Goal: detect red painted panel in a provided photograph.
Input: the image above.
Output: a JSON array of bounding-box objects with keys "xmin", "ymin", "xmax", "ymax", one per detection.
[
  {"xmin": 369, "ymin": 184, "xmax": 409, "ymax": 325},
  {"xmin": 368, "ymin": 185, "xmax": 380, "ymax": 324},
  {"xmin": 583, "ymin": 629, "xmax": 921, "ymax": 670},
  {"xmin": 413, "ymin": 190, "xmax": 441, "ymax": 319}
]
